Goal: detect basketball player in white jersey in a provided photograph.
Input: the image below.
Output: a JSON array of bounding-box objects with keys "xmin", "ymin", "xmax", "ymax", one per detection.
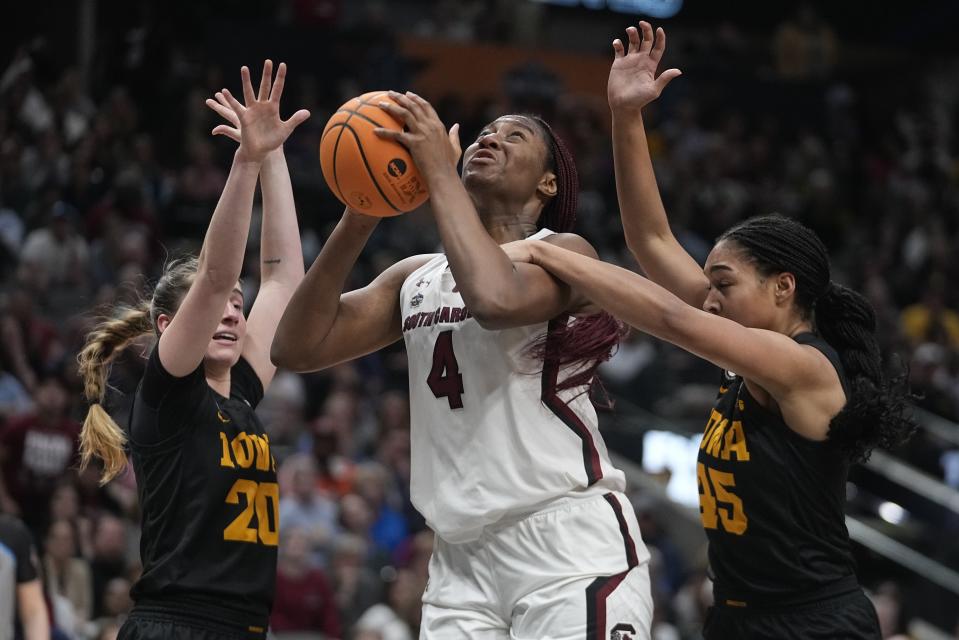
[{"xmin": 272, "ymin": 92, "xmax": 652, "ymax": 639}]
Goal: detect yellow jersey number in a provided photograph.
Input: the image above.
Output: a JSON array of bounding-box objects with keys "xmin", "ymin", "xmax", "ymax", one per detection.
[
  {"xmin": 697, "ymin": 463, "xmax": 747, "ymax": 535},
  {"xmin": 223, "ymin": 480, "xmax": 279, "ymax": 546}
]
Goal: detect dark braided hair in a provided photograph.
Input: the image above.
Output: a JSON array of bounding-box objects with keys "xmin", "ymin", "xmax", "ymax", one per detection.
[
  {"xmin": 522, "ymin": 115, "xmax": 628, "ymax": 395},
  {"xmin": 718, "ymin": 214, "xmax": 916, "ymax": 462}
]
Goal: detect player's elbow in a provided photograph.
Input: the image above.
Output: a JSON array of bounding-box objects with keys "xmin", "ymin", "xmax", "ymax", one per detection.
[
  {"xmin": 623, "ymin": 233, "xmax": 642, "ymax": 260},
  {"xmin": 270, "ymin": 335, "xmax": 303, "ymax": 370},
  {"xmin": 271, "ymin": 334, "xmax": 334, "ymax": 373},
  {"xmin": 471, "ymin": 312, "xmax": 511, "ymax": 331},
  {"xmin": 466, "ymin": 297, "xmax": 515, "ymax": 330}
]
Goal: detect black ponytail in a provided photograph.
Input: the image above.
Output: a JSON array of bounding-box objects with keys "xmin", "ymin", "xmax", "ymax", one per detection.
[
  {"xmin": 816, "ymin": 282, "xmax": 916, "ymax": 462},
  {"xmin": 720, "ymin": 214, "xmax": 916, "ymax": 462}
]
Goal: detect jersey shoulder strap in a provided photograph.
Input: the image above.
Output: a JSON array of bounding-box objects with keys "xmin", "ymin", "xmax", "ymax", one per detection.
[{"xmin": 794, "ymin": 332, "xmax": 849, "ymax": 396}]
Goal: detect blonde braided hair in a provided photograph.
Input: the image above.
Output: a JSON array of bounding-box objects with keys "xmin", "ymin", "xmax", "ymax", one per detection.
[{"xmin": 77, "ymin": 256, "xmax": 199, "ymax": 484}]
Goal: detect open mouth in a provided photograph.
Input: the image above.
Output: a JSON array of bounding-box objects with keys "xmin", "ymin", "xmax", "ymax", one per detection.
[
  {"xmin": 468, "ymin": 149, "xmax": 496, "ymax": 164},
  {"xmin": 213, "ymin": 332, "xmax": 238, "ymax": 344}
]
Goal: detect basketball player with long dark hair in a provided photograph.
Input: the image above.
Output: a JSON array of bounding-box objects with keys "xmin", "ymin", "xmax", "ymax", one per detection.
[
  {"xmin": 271, "ymin": 98, "xmax": 653, "ymax": 637},
  {"xmin": 499, "ymin": 23, "xmax": 915, "ymax": 640},
  {"xmin": 77, "ymin": 61, "xmax": 309, "ymax": 639}
]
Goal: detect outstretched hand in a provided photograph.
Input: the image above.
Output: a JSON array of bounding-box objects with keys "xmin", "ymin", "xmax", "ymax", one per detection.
[
  {"xmin": 207, "ymin": 60, "xmax": 310, "ymax": 161},
  {"xmin": 373, "ymin": 91, "xmax": 462, "ymax": 180},
  {"xmin": 608, "ymin": 21, "xmax": 682, "ymax": 113}
]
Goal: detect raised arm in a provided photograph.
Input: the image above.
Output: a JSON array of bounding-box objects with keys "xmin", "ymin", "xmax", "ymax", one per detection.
[
  {"xmin": 608, "ymin": 22, "xmax": 708, "ymax": 308},
  {"xmin": 376, "ymin": 92, "xmax": 596, "ymax": 330},
  {"xmin": 159, "ymin": 60, "xmax": 308, "ymax": 378},
  {"xmin": 270, "ymin": 208, "xmax": 433, "ymax": 372},
  {"xmin": 206, "ymin": 65, "xmax": 309, "ymax": 388}
]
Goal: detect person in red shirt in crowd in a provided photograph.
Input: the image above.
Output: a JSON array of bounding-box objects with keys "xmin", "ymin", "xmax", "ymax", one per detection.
[
  {"xmin": 0, "ymin": 374, "xmax": 79, "ymax": 531},
  {"xmin": 0, "ymin": 287, "xmax": 64, "ymax": 393},
  {"xmin": 271, "ymin": 526, "xmax": 341, "ymax": 637}
]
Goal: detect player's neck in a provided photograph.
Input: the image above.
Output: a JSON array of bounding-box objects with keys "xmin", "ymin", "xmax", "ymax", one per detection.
[
  {"xmin": 476, "ymin": 201, "xmax": 540, "ymax": 244},
  {"xmin": 205, "ymin": 367, "xmax": 231, "ymax": 397}
]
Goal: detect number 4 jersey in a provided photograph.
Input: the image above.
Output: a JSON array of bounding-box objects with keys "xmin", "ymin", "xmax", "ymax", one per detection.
[
  {"xmin": 400, "ymin": 228, "xmax": 625, "ymax": 544},
  {"xmin": 126, "ymin": 347, "xmax": 277, "ymax": 631},
  {"xmin": 699, "ymin": 332, "xmax": 858, "ymax": 607}
]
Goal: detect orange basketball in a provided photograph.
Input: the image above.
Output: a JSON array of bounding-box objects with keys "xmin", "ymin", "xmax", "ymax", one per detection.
[{"xmin": 319, "ymin": 91, "xmax": 429, "ymax": 217}]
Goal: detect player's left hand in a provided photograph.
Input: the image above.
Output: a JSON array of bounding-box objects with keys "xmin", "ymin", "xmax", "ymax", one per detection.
[
  {"xmin": 216, "ymin": 61, "xmax": 311, "ymax": 163},
  {"xmin": 608, "ymin": 21, "xmax": 682, "ymax": 114},
  {"xmin": 206, "ymin": 65, "xmax": 308, "ymax": 160},
  {"xmin": 375, "ymin": 91, "xmax": 462, "ymax": 179}
]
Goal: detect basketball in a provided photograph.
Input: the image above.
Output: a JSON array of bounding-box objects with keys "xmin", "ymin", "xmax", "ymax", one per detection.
[{"xmin": 320, "ymin": 91, "xmax": 429, "ymax": 217}]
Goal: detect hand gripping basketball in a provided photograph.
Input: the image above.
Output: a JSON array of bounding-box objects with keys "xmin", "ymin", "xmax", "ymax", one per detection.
[
  {"xmin": 374, "ymin": 91, "xmax": 461, "ymax": 180},
  {"xmin": 319, "ymin": 91, "xmax": 436, "ymax": 217}
]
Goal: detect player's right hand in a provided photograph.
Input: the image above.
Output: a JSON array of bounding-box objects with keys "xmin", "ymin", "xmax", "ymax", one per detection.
[
  {"xmin": 500, "ymin": 239, "xmax": 537, "ymax": 265},
  {"xmin": 218, "ymin": 60, "xmax": 310, "ymax": 163},
  {"xmin": 607, "ymin": 21, "xmax": 682, "ymax": 114}
]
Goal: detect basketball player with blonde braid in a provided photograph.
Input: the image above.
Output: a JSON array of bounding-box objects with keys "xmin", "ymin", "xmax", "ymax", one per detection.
[{"xmin": 77, "ymin": 61, "xmax": 309, "ymax": 640}]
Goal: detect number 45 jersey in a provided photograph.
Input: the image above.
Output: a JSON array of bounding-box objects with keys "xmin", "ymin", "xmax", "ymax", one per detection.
[
  {"xmin": 400, "ymin": 228, "xmax": 625, "ymax": 544},
  {"xmin": 698, "ymin": 333, "xmax": 857, "ymax": 607}
]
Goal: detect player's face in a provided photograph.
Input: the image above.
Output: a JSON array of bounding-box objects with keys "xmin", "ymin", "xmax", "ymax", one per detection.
[
  {"xmin": 702, "ymin": 240, "xmax": 779, "ymax": 329},
  {"xmin": 461, "ymin": 115, "xmax": 550, "ymax": 197},
  {"xmin": 205, "ymin": 284, "xmax": 247, "ymax": 367}
]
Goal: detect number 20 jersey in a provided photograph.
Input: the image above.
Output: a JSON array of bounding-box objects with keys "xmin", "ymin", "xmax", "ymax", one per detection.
[{"xmin": 399, "ymin": 229, "xmax": 625, "ymax": 544}]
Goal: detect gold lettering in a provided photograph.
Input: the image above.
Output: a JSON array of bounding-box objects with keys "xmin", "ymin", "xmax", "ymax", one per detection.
[
  {"xmin": 709, "ymin": 468, "xmax": 748, "ymax": 534},
  {"xmin": 232, "ymin": 432, "xmax": 255, "ymax": 469},
  {"xmin": 707, "ymin": 418, "xmax": 728, "ymax": 457},
  {"xmin": 697, "ymin": 463, "xmax": 718, "ymax": 530},
  {"xmin": 223, "ymin": 480, "xmax": 280, "ymax": 546},
  {"xmin": 250, "ymin": 434, "xmax": 271, "ymax": 471},
  {"xmin": 219, "ymin": 432, "xmax": 235, "ymax": 468},
  {"xmin": 700, "ymin": 410, "xmax": 723, "ymax": 450},
  {"xmin": 722, "ymin": 421, "xmax": 751, "ymax": 462},
  {"xmin": 223, "ymin": 479, "xmax": 259, "ymax": 543}
]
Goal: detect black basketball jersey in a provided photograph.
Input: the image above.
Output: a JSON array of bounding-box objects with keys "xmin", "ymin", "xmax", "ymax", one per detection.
[
  {"xmin": 697, "ymin": 333, "xmax": 858, "ymax": 607},
  {"xmin": 126, "ymin": 348, "xmax": 277, "ymax": 632}
]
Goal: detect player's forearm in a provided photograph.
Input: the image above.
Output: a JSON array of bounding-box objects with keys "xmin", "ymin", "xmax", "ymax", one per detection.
[
  {"xmin": 426, "ymin": 168, "xmax": 527, "ymax": 320},
  {"xmin": 271, "ymin": 209, "xmax": 378, "ymax": 366},
  {"xmin": 18, "ymin": 582, "xmax": 50, "ymax": 640},
  {"xmin": 611, "ymin": 110, "xmax": 709, "ymax": 305},
  {"xmin": 22, "ymin": 613, "xmax": 49, "ymax": 640},
  {"xmin": 530, "ymin": 240, "xmax": 680, "ymax": 339},
  {"xmin": 258, "ymin": 149, "xmax": 305, "ymax": 286},
  {"xmin": 196, "ymin": 152, "xmax": 262, "ymax": 292},
  {"xmin": 611, "ymin": 109, "xmax": 674, "ymax": 255}
]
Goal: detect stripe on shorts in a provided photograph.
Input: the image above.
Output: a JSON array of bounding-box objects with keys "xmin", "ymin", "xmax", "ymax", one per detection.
[
  {"xmin": 541, "ymin": 317, "xmax": 603, "ymax": 485},
  {"xmin": 586, "ymin": 493, "xmax": 640, "ymax": 639}
]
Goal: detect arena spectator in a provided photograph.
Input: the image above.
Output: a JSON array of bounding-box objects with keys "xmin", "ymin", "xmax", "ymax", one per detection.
[
  {"xmin": 42, "ymin": 519, "xmax": 94, "ymax": 624},
  {"xmin": 279, "ymin": 453, "xmax": 340, "ymax": 566},
  {"xmin": 271, "ymin": 526, "xmax": 342, "ymax": 637},
  {"xmin": 0, "ymin": 374, "xmax": 80, "ymax": 531},
  {"xmin": 0, "ymin": 513, "xmax": 49, "ymax": 640}
]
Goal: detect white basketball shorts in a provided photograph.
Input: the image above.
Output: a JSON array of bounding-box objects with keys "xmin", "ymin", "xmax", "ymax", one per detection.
[{"xmin": 420, "ymin": 491, "xmax": 653, "ymax": 640}]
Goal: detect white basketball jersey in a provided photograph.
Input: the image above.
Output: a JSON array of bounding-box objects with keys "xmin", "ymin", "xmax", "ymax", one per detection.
[{"xmin": 400, "ymin": 228, "xmax": 626, "ymax": 543}]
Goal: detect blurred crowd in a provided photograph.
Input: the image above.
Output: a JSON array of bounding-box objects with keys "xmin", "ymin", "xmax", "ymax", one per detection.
[{"xmin": 1, "ymin": 1, "xmax": 958, "ymax": 638}]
